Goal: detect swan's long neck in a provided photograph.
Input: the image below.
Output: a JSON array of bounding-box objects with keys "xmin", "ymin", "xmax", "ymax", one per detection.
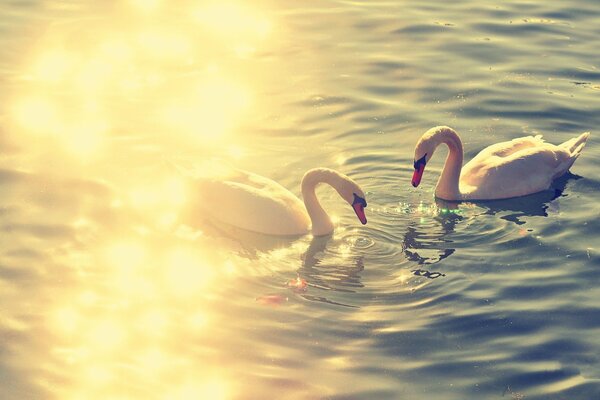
[
  {"xmin": 301, "ymin": 168, "xmax": 342, "ymax": 236},
  {"xmin": 432, "ymin": 127, "xmax": 464, "ymax": 200}
]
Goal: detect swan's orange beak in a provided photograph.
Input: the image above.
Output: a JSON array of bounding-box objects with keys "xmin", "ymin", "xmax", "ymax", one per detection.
[
  {"xmin": 352, "ymin": 194, "xmax": 367, "ymax": 225},
  {"xmin": 412, "ymin": 164, "xmax": 425, "ymax": 187}
]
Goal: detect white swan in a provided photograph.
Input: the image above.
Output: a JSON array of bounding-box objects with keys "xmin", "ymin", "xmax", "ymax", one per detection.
[
  {"xmin": 189, "ymin": 167, "xmax": 367, "ymax": 236},
  {"xmin": 411, "ymin": 126, "xmax": 590, "ymax": 201}
]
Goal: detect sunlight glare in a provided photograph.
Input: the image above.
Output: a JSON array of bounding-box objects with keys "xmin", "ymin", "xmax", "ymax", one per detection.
[
  {"xmin": 162, "ymin": 75, "xmax": 251, "ymax": 142},
  {"xmin": 73, "ymin": 56, "xmax": 116, "ymax": 94},
  {"xmin": 163, "ymin": 247, "xmax": 215, "ymax": 297},
  {"xmin": 50, "ymin": 307, "xmax": 80, "ymax": 336},
  {"xmin": 29, "ymin": 50, "xmax": 76, "ymax": 84},
  {"xmin": 164, "ymin": 376, "xmax": 231, "ymax": 400},
  {"xmin": 334, "ymin": 154, "xmax": 347, "ymax": 165},
  {"xmin": 128, "ymin": 0, "xmax": 161, "ymax": 13},
  {"xmin": 192, "ymin": 3, "xmax": 271, "ymax": 41},
  {"xmin": 136, "ymin": 348, "xmax": 171, "ymax": 377},
  {"xmin": 61, "ymin": 118, "xmax": 108, "ymax": 157},
  {"xmin": 187, "ymin": 311, "xmax": 209, "ymax": 331},
  {"xmin": 136, "ymin": 309, "xmax": 170, "ymax": 337},
  {"xmin": 395, "ymin": 269, "xmax": 413, "ymax": 284},
  {"xmin": 128, "ymin": 175, "xmax": 187, "ymax": 211},
  {"xmin": 103, "ymin": 241, "xmax": 159, "ymax": 297},
  {"xmin": 81, "ymin": 364, "xmax": 115, "ymax": 386},
  {"xmin": 226, "ymin": 145, "xmax": 246, "ymax": 159},
  {"xmin": 12, "ymin": 96, "xmax": 59, "ymax": 135},
  {"xmin": 136, "ymin": 29, "xmax": 192, "ymax": 62},
  {"xmin": 104, "ymin": 241, "xmax": 147, "ymax": 270},
  {"xmin": 86, "ymin": 318, "xmax": 127, "ymax": 352},
  {"xmin": 223, "ymin": 259, "xmax": 237, "ymax": 275}
]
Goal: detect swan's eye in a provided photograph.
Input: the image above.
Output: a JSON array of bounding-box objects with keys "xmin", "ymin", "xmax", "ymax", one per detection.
[
  {"xmin": 414, "ymin": 153, "xmax": 427, "ymax": 170},
  {"xmin": 352, "ymin": 193, "xmax": 367, "ymax": 207}
]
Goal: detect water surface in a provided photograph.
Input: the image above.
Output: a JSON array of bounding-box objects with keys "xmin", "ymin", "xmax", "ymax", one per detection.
[{"xmin": 1, "ymin": 1, "xmax": 600, "ymax": 399}]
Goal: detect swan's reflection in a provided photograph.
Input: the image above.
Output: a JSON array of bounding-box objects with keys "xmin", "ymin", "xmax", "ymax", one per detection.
[
  {"xmin": 403, "ymin": 173, "xmax": 579, "ymax": 266},
  {"xmin": 181, "ymin": 218, "xmax": 302, "ymax": 259},
  {"xmin": 473, "ymin": 172, "xmax": 577, "ymax": 225},
  {"xmin": 188, "ymin": 217, "xmax": 365, "ymax": 307},
  {"xmin": 297, "ymin": 234, "xmax": 364, "ymax": 308},
  {"xmin": 402, "ymin": 202, "xmax": 461, "ymax": 265}
]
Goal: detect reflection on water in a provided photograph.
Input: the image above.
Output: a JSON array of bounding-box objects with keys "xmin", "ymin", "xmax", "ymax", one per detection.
[
  {"xmin": 404, "ymin": 171, "xmax": 579, "ymax": 265},
  {"xmin": 1, "ymin": 0, "xmax": 600, "ymax": 399},
  {"xmin": 402, "ymin": 203, "xmax": 461, "ymax": 266},
  {"xmin": 197, "ymin": 218, "xmax": 304, "ymax": 259},
  {"xmin": 5, "ymin": 0, "xmax": 279, "ymax": 169},
  {"xmin": 475, "ymin": 172, "xmax": 578, "ymax": 225},
  {"xmin": 298, "ymin": 234, "xmax": 364, "ymax": 308}
]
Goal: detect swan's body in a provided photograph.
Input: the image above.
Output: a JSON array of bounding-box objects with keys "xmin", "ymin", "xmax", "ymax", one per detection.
[
  {"xmin": 412, "ymin": 126, "xmax": 590, "ymax": 201},
  {"xmin": 189, "ymin": 167, "xmax": 367, "ymax": 236}
]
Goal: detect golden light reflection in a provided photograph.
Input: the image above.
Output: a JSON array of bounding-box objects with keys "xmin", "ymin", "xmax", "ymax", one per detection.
[
  {"xmin": 126, "ymin": 175, "xmax": 188, "ymax": 229},
  {"xmin": 223, "ymin": 259, "xmax": 237, "ymax": 275},
  {"xmin": 192, "ymin": 3, "xmax": 271, "ymax": 41},
  {"xmin": 188, "ymin": 311, "xmax": 209, "ymax": 331},
  {"xmin": 62, "ymin": 118, "xmax": 109, "ymax": 157},
  {"xmin": 8, "ymin": 1, "xmax": 280, "ymax": 398},
  {"xmin": 50, "ymin": 307, "xmax": 81, "ymax": 336},
  {"xmin": 136, "ymin": 29, "xmax": 192, "ymax": 61},
  {"xmin": 226, "ymin": 145, "xmax": 246, "ymax": 160},
  {"xmin": 80, "ymin": 364, "xmax": 115, "ymax": 386},
  {"xmin": 72, "ymin": 56, "xmax": 117, "ymax": 94},
  {"xmin": 135, "ymin": 348, "xmax": 172, "ymax": 378},
  {"xmin": 163, "ymin": 247, "xmax": 215, "ymax": 297},
  {"xmin": 162, "ymin": 75, "xmax": 251, "ymax": 141},
  {"xmin": 127, "ymin": 176, "xmax": 187, "ymax": 214},
  {"xmin": 12, "ymin": 95, "xmax": 59, "ymax": 135},
  {"xmin": 338, "ymin": 244, "xmax": 352, "ymax": 258},
  {"xmin": 395, "ymin": 268, "xmax": 414, "ymax": 284},
  {"xmin": 29, "ymin": 49, "xmax": 77, "ymax": 83},
  {"xmin": 79, "ymin": 291, "xmax": 99, "ymax": 307},
  {"xmin": 10, "ymin": 0, "xmax": 275, "ymax": 163},
  {"xmin": 128, "ymin": 0, "xmax": 162, "ymax": 13},
  {"xmin": 164, "ymin": 376, "xmax": 231, "ymax": 400},
  {"xmin": 334, "ymin": 154, "xmax": 348, "ymax": 165},
  {"xmin": 136, "ymin": 309, "xmax": 170, "ymax": 336},
  {"xmin": 104, "ymin": 241, "xmax": 147, "ymax": 270},
  {"xmin": 85, "ymin": 318, "xmax": 128, "ymax": 351},
  {"xmin": 11, "ymin": 94, "xmax": 109, "ymax": 160}
]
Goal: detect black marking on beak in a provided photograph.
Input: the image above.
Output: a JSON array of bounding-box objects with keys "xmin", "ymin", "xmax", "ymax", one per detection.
[
  {"xmin": 352, "ymin": 193, "xmax": 367, "ymax": 208},
  {"xmin": 412, "ymin": 153, "xmax": 427, "ymax": 187},
  {"xmin": 413, "ymin": 153, "xmax": 427, "ymax": 170}
]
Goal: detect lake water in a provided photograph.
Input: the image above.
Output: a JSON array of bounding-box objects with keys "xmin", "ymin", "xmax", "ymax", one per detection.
[{"xmin": 1, "ymin": 1, "xmax": 599, "ymax": 399}]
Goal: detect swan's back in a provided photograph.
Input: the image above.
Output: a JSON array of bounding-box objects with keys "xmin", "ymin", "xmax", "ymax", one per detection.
[
  {"xmin": 192, "ymin": 169, "xmax": 311, "ymax": 236},
  {"xmin": 460, "ymin": 133, "xmax": 589, "ymax": 200},
  {"xmin": 477, "ymin": 135, "xmax": 545, "ymax": 157}
]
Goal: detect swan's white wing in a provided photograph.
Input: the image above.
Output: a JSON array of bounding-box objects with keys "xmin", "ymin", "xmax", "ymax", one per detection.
[
  {"xmin": 192, "ymin": 170, "xmax": 310, "ymax": 236},
  {"xmin": 471, "ymin": 135, "xmax": 545, "ymax": 159},
  {"xmin": 460, "ymin": 138, "xmax": 572, "ymax": 200}
]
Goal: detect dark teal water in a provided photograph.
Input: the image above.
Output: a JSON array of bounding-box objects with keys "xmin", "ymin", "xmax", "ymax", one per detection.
[{"xmin": 1, "ymin": 1, "xmax": 599, "ymax": 399}]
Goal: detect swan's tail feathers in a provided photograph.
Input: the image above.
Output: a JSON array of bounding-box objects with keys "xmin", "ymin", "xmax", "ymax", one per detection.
[
  {"xmin": 560, "ymin": 131, "xmax": 590, "ymax": 157},
  {"xmin": 556, "ymin": 132, "xmax": 590, "ymax": 176}
]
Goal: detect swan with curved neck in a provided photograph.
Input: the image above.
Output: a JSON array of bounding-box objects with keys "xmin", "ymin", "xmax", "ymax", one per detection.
[
  {"xmin": 412, "ymin": 126, "xmax": 590, "ymax": 201},
  {"xmin": 192, "ymin": 167, "xmax": 367, "ymax": 236}
]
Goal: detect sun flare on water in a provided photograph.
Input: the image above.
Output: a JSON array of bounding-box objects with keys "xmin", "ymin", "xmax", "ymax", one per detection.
[
  {"xmin": 9, "ymin": 1, "xmax": 281, "ymax": 398},
  {"xmin": 9, "ymin": 0, "xmax": 274, "ymax": 163}
]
